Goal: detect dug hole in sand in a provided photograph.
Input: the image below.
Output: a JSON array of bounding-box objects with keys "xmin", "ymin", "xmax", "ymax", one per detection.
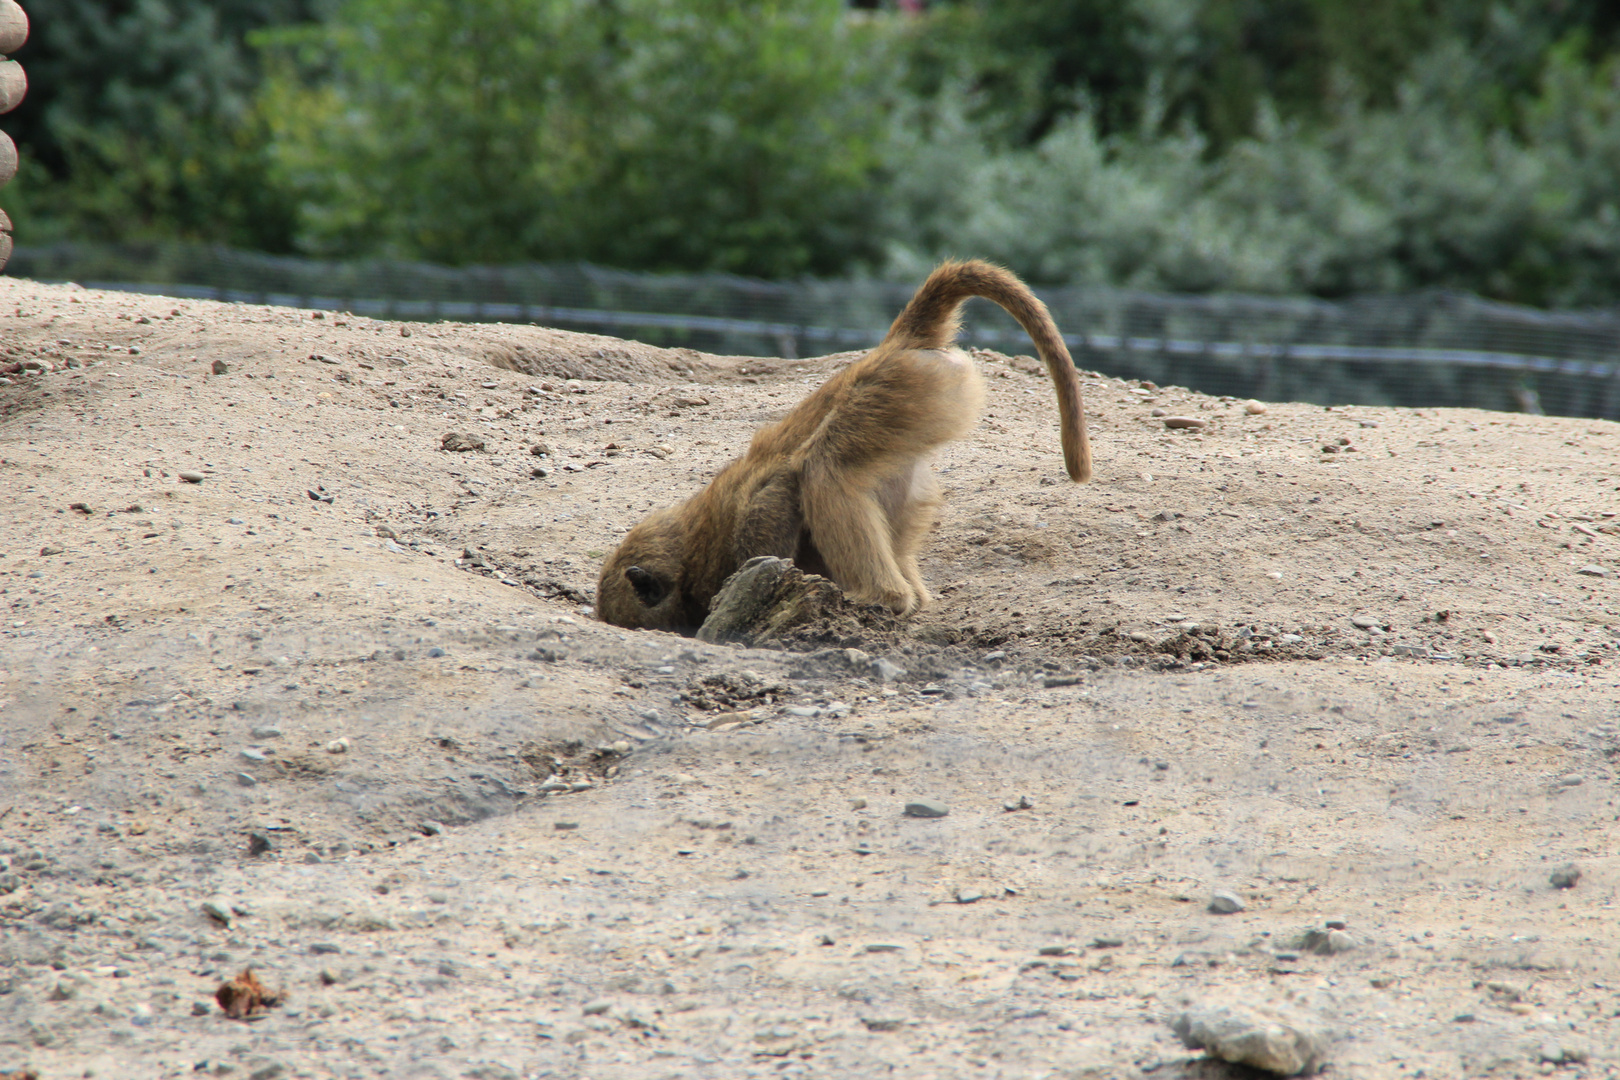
[{"xmin": 1, "ymin": 277, "xmax": 1617, "ymax": 1079}]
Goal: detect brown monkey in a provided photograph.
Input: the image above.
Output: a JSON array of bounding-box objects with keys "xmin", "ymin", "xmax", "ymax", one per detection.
[{"xmin": 596, "ymin": 259, "xmax": 1091, "ymax": 631}]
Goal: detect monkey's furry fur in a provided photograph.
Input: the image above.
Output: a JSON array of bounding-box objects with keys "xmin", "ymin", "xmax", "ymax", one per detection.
[{"xmin": 596, "ymin": 260, "xmax": 1091, "ymax": 632}]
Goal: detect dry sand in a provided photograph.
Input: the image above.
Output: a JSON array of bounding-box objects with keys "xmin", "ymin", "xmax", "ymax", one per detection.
[{"xmin": 1, "ymin": 277, "xmax": 1618, "ymax": 1079}]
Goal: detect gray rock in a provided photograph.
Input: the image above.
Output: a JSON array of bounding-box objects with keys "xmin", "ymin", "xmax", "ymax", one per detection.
[
  {"xmin": 1350, "ymin": 614, "xmax": 1381, "ymax": 629},
  {"xmin": 1300, "ymin": 927, "xmax": 1358, "ymax": 955},
  {"xmin": 1209, "ymin": 889, "xmax": 1246, "ymax": 914},
  {"xmin": 178, "ymin": 471, "xmax": 205, "ymax": 483},
  {"xmin": 252, "ymin": 725, "xmax": 283, "ymax": 739},
  {"xmin": 1171, "ymin": 1002, "xmax": 1329, "ymax": 1076},
  {"xmin": 903, "ymin": 799, "xmax": 949, "ymax": 819},
  {"xmin": 201, "ymin": 898, "xmax": 233, "ymax": 927},
  {"xmin": 211, "ymin": 359, "xmax": 229, "ymax": 375},
  {"xmin": 440, "ymin": 432, "xmax": 485, "ymax": 452},
  {"xmin": 1550, "ymin": 863, "xmax": 1581, "ymax": 889},
  {"xmin": 1537, "ymin": 1041, "xmax": 1588, "ymax": 1065},
  {"xmin": 240, "ymin": 747, "xmax": 268, "ymax": 763},
  {"xmin": 695, "ymin": 556, "xmax": 850, "ymax": 646},
  {"xmin": 235, "ymin": 771, "xmax": 258, "ymax": 787},
  {"xmin": 869, "ymin": 657, "xmax": 907, "ymax": 683},
  {"xmin": 1576, "ymin": 564, "xmax": 1612, "ymax": 578}
]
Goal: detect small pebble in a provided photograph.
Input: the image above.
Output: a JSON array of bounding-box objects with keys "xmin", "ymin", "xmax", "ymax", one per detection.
[
  {"xmin": 954, "ymin": 889, "xmax": 986, "ymax": 904},
  {"xmin": 868, "ymin": 658, "xmax": 907, "ymax": 683},
  {"xmin": 1550, "ymin": 864, "xmax": 1581, "ymax": 889},
  {"xmin": 420, "ymin": 821, "xmax": 445, "ymax": 836},
  {"xmin": 1351, "ymin": 614, "xmax": 1381, "ymax": 629},
  {"xmin": 1092, "ymin": 936, "xmax": 1125, "ymax": 948},
  {"xmin": 1308, "ymin": 932, "xmax": 1360, "ymax": 952},
  {"xmin": 326, "ymin": 737, "xmax": 349, "ymax": 754},
  {"xmin": 1003, "ymin": 795, "xmax": 1034, "ymax": 812},
  {"xmin": 1208, "ymin": 889, "xmax": 1246, "ymax": 914},
  {"xmin": 211, "ymin": 359, "xmax": 229, "ymax": 375},
  {"xmin": 1150, "ymin": 407, "xmax": 1168, "ymax": 417},
  {"xmin": 1163, "ymin": 416, "xmax": 1207, "ymax": 430},
  {"xmin": 903, "ymin": 799, "xmax": 949, "ymax": 819},
  {"xmin": 1576, "ymin": 564, "xmax": 1612, "ymax": 578},
  {"xmin": 850, "ymin": 798, "xmax": 868, "ymax": 811},
  {"xmin": 251, "ymin": 726, "xmax": 283, "ymax": 739},
  {"xmin": 582, "ymin": 1000, "xmax": 612, "ymax": 1016},
  {"xmin": 201, "ymin": 899, "xmax": 233, "ymax": 927},
  {"xmin": 239, "ymin": 748, "xmax": 267, "ymax": 763},
  {"xmin": 1244, "ymin": 400, "xmax": 1267, "ymax": 415},
  {"xmin": 1172, "ymin": 1002, "xmax": 1327, "ymax": 1075},
  {"xmin": 178, "ymin": 472, "xmax": 205, "ymax": 483},
  {"xmin": 426, "ymin": 647, "xmax": 447, "ymax": 658},
  {"xmin": 234, "ymin": 772, "xmax": 258, "ymax": 788}
]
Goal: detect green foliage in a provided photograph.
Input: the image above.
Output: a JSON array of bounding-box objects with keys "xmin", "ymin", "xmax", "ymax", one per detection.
[
  {"xmin": 917, "ymin": 0, "xmax": 1620, "ymax": 149},
  {"xmin": 879, "ymin": 38, "xmax": 1620, "ymax": 306},
  {"xmin": 6, "ymin": 0, "xmax": 1620, "ymax": 303},
  {"xmin": 5, "ymin": 0, "xmax": 323, "ymax": 248},
  {"xmin": 261, "ymin": 0, "xmax": 896, "ymax": 276}
]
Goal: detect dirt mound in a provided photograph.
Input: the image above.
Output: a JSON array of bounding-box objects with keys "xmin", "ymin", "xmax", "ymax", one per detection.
[{"xmin": 1, "ymin": 276, "xmax": 1617, "ymax": 1078}]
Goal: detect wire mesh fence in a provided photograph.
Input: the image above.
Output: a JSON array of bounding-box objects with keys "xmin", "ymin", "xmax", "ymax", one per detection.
[{"xmin": 8, "ymin": 240, "xmax": 1620, "ymax": 419}]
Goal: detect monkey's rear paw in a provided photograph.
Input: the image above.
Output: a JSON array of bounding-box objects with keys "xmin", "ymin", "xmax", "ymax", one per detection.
[{"xmin": 845, "ymin": 584, "xmax": 918, "ymax": 616}]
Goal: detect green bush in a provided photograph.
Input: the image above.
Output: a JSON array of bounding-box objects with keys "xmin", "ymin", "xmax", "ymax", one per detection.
[
  {"xmin": 260, "ymin": 0, "xmax": 897, "ymax": 277},
  {"xmin": 5, "ymin": 0, "xmax": 318, "ymax": 249},
  {"xmin": 879, "ymin": 40, "xmax": 1620, "ymax": 305}
]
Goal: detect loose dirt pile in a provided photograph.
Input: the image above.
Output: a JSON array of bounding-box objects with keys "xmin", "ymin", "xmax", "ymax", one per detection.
[{"xmin": 1, "ymin": 277, "xmax": 1617, "ymax": 1079}]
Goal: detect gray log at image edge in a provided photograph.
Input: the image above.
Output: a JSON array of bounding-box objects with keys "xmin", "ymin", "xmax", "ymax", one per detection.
[
  {"xmin": 0, "ymin": 1, "xmax": 20, "ymax": 271},
  {"xmin": 0, "ymin": 0, "xmax": 26, "ymax": 56},
  {"xmin": 0, "ymin": 58, "xmax": 23, "ymax": 114}
]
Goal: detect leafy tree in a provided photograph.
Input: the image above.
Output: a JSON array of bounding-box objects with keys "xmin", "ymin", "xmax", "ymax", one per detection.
[
  {"xmin": 261, "ymin": 0, "xmax": 897, "ymax": 277},
  {"xmin": 915, "ymin": 0, "xmax": 1620, "ymax": 150},
  {"xmin": 5, "ymin": 0, "xmax": 324, "ymax": 248}
]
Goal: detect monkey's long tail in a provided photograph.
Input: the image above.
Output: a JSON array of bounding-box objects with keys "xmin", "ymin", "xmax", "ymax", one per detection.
[{"xmin": 886, "ymin": 259, "xmax": 1092, "ymax": 483}]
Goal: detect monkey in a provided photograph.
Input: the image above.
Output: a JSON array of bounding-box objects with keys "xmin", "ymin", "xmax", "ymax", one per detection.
[{"xmin": 596, "ymin": 259, "xmax": 1091, "ymax": 632}]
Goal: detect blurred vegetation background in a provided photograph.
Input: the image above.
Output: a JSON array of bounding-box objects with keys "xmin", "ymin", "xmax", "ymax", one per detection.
[{"xmin": 5, "ymin": 0, "xmax": 1620, "ymax": 305}]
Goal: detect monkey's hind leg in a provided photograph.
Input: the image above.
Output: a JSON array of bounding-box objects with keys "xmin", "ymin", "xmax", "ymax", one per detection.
[
  {"xmin": 884, "ymin": 463, "xmax": 942, "ymax": 611},
  {"xmin": 802, "ymin": 474, "xmax": 917, "ymax": 615}
]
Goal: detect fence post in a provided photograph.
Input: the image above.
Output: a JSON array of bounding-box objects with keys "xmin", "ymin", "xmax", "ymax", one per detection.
[{"xmin": 0, "ymin": 0, "xmax": 27, "ymax": 271}]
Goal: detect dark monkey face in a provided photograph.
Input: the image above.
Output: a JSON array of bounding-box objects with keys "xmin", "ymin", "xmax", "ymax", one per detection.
[{"xmin": 595, "ymin": 508, "xmax": 693, "ymax": 631}]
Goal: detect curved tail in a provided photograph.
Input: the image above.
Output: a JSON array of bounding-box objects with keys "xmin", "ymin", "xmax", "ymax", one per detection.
[{"xmin": 885, "ymin": 259, "xmax": 1092, "ymax": 482}]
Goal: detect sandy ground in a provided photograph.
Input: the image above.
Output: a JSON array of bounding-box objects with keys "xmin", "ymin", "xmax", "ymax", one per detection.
[{"xmin": 1, "ymin": 276, "xmax": 1618, "ymax": 1080}]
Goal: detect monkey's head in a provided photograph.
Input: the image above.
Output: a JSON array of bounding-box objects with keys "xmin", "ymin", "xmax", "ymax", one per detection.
[{"xmin": 596, "ymin": 507, "xmax": 701, "ymax": 631}]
